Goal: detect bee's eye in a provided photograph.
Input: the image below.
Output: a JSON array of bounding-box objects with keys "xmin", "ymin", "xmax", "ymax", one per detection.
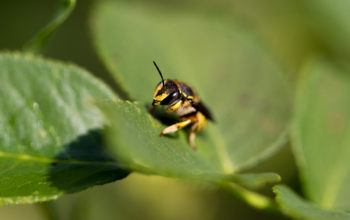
[
  {"xmin": 160, "ymin": 91, "xmax": 180, "ymax": 105},
  {"xmin": 171, "ymin": 92, "xmax": 178, "ymax": 98}
]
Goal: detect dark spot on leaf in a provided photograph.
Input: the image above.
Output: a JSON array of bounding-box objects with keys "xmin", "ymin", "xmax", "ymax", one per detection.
[
  {"xmin": 51, "ymin": 162, "xmax": 58, "ymax": 167},
  {"xmin": 327, "ymin": 111, "xmax": 346, "ymax": 133},
  {"xmin": 238, "ymin": 92, "xmax": 252, "ymax": 107},
  {"xmin": 111, "ymin": 52, "xmax": 119, "ymax": 60},
  {"xmin": 261, "ymin": 117, "xmax": 279, "ymax": 136},
  {"xmin": 259, "ymin": 100, "xmax": 271, "ymax": 114}
]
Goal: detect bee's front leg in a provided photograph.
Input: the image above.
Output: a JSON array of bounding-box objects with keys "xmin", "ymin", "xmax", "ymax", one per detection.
[
  {"xmin": 148, "ymin": 105, "xmax": 155, "ymax": 113},
  {"xmin": 160, "ymin": 119, "xmax": 191, "ymax": 136},
  {"xmin": 189, "ymin": 122, "xmax": 198, "ymax": 151}
]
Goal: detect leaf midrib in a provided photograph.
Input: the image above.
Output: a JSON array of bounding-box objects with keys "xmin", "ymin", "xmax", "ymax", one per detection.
[
  {"xmin": 321, "ymin": 120, "xmax": 350, "ymax": 208},
  {"xmin": 210, "ymin": 127, "xmax": 236, "ymax": 174},
  {"xmin": 0, "ymin": 150, "xmax": 118, "ymax": 166}
]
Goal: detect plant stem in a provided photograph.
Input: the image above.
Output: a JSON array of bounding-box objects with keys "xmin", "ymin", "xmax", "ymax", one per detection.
[
  {"xmin": 23, "ymin": 0, "xmax": 76, "ymax": 54},
  {"xmin": 37, "ymin": 202, "xmax": 60, "ymax": 220},
  {"xmin": 221, "ymin": 182, "xmax": 283, "ymax": 215}
]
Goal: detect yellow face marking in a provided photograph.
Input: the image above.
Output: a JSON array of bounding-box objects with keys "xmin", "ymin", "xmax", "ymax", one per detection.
[
  {"xmin": 153, "ymin": 84, "xmax": 162, "ymax": 98},
  {"xmin": 152, "ymin": 83, "xmax": 171, "ymax": 104},
  {"xmin": 153, "ymin": 93, "xmax": 168, "ymax": 102}
]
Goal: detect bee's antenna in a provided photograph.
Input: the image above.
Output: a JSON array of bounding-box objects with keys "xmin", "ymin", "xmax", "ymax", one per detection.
[{"xmin": 153, "ymin": 61, "xmax": 165, "ymax": 87}]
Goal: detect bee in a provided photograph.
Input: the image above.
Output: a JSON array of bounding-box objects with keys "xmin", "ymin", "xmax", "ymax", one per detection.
[{"xmin": 149, "ymin": 61, "xmax": 213, "ymax": 150}]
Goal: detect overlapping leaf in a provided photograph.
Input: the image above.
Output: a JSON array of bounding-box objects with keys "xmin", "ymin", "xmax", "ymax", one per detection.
[
  {"xmin": 292, "ymin": 59, "xmax": 350, "ymax": 211},
  {"xmin": 274, "ymin": 185, "xmax": 350, "ymax": 220},
  {"xmin": 275, "ymin": 59, "xmax": 350, "ymax": 218},
  {"xmin": 0, "ymin": 52, "xmax": 128, "ymax": 205}
]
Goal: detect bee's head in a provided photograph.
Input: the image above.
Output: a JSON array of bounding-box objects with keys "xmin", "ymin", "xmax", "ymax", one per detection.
[
  {"xmin": 152, "ymin": 79, "xmax": 181, "ymax": 106},
  {"xmin": 152, "ymin": 62, "xmax": 181, "ymax": 106}
]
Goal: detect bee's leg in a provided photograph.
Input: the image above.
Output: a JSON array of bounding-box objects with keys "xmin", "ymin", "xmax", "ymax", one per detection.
[
  {"xmin": 189, "ymin": 122, "xmax": 199, "ymax": 151},
  {"xmin": 148, "ymin": 105, "xmax": 155, "ymax": 113},
  {"xmin": 160, "ymin": 119, "xmax": 191, "ymax": 136}
]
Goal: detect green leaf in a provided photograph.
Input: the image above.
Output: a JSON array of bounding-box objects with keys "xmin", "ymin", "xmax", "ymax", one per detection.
[
  {"xmin": 274, "ymin": 185, "xmax": 350, "ymax": 220},
  {"xmin": 100, "ymin": 100, "xmax": 280, "ymax": 188},
  {"xmin": 0, "ymin": 52, "xmax": 128, "ymax": 205},
  {"xmin": 91, "ymin": 0, "xmax": 292, "ymax": 175},
  {"xmin": 293, "ymin": 59, "xmax": 350, "ymax": 211},
  {"xmin": 23, "ymin": 0, "xmax": 76, "ymax": 54}
]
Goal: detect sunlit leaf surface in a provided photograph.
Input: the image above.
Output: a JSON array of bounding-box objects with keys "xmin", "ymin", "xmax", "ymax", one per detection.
[{"xmin": 0, "ymin": 52, "xmax": 128, "ymax": 205}]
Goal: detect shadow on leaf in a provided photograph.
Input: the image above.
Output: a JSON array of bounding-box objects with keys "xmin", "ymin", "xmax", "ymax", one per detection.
[{"xmin": 48, "ymin": 129, "xmax": 129, "ymax": 194}]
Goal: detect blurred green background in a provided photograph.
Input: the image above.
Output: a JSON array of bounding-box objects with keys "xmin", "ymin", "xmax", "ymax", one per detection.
[{"xmin": 0, "ymin": 0, "xmax": 340, "ymax": 219}]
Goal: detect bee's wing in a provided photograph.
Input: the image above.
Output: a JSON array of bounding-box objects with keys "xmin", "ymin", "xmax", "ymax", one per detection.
[{"xmin": 193, "ymin": 101, "xmax": 214, "ymax": 121}]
